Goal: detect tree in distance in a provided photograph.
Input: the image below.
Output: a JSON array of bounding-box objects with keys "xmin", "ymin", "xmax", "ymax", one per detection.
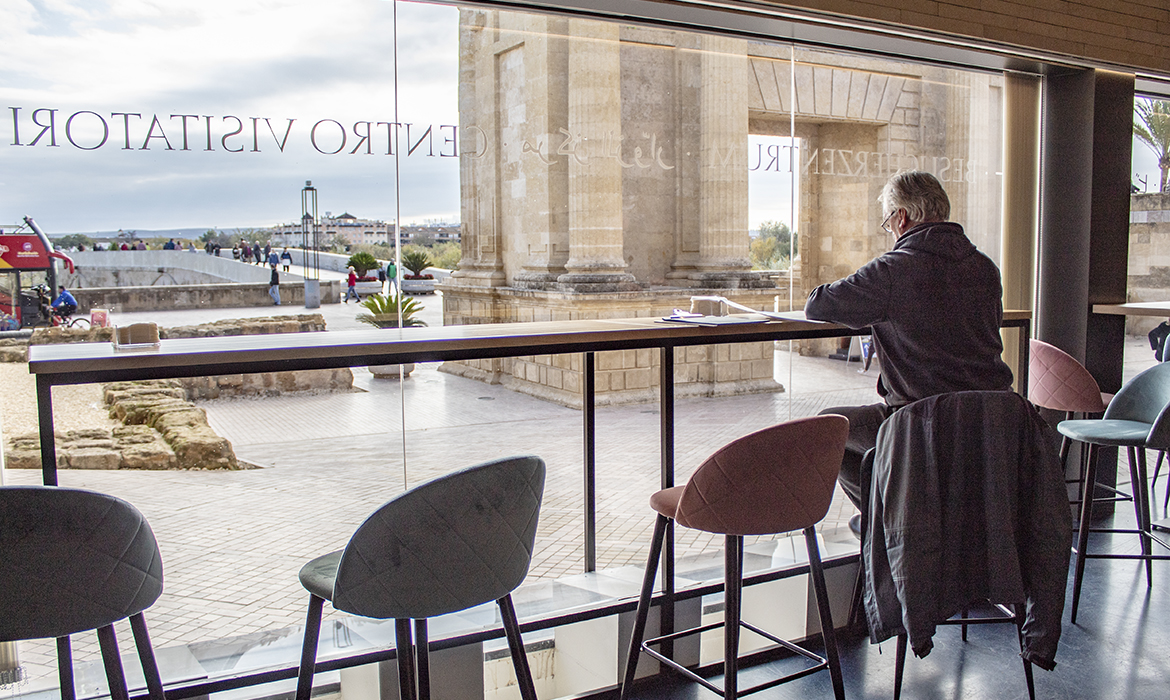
[{"xmin": 750, "ymin": 220, "xmax": 793, "ymax": 270}]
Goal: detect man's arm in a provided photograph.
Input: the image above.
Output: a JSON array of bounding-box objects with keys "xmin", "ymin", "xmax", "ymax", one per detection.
[{"xmin": 804, "ymin": 258, "xmax": 891, "ymax": 329}]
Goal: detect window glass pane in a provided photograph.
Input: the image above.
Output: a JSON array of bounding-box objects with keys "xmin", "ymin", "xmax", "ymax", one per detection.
[{"xmin": 1, "ymin": 1, "xmax": 1012, "ymax": 695}]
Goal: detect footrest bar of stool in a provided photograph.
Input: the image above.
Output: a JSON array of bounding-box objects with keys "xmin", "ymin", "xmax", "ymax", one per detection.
[
  {"xmin": 640, "ymin": 619, "xmax": 829, "ymax": 698},
  {"xmin": 1077, "ymin": 551, "xmax": 1170, "ymax": 560}
]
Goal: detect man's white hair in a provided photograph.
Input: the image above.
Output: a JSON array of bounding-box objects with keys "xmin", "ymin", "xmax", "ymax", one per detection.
[{"xmin": 879, "ymin": 170, "xmax": 950, "ymax": 222}]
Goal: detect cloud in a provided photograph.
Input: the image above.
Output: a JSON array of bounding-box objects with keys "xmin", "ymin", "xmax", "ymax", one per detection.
[{"xmin": 0, "ymin": 0, "xmax": 461, "ymax": 231}]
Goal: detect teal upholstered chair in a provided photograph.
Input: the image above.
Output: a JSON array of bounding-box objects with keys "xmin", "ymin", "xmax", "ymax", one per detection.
[
  {"xmin": 294, "ymin": 455, "xmax": 545, "ymax": 700},
  {"xmin": 1058, "ymin": 361, "xmax": 1170, "ymax": 623},
  {"xmin": 0, "ymin": 486, "xmax": 166, "ymax": 700}
]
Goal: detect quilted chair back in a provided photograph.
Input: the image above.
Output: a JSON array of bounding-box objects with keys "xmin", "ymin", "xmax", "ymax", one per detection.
[
  {"xmin": 1105, "ymin": 362, "xmax": 1170, "ymax": 426},
  {"xmin": 1028, "ymin": 339, "xmax": 1109, "ymax": 414},
  {"xmin": 673, "ymin": 415, "xmax": 848, "ymax": 536},
  {"xmin": 332, "ymin": 455, "xmax": 546, "ymax": 620},
  {"xmin": 0, "ymin": 486, "xmax": 164, "ymax": 642}
]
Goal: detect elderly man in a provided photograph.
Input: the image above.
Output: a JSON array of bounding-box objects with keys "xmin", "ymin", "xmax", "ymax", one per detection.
[{"xmin": 804, "ymin": 170, "xmax": 1013, "ymax": 533}]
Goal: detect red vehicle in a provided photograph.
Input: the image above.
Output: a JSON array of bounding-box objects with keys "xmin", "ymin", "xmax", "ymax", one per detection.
[{"xmin": 0, "ymin": 217, "xmax": 76, "ymax": 329}]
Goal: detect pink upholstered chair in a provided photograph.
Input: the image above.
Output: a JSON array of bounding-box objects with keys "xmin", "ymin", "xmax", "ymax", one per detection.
[
  {"xmin": 1028, "ymin": 339, "xmax": 1115, "ymax": 501},
  {"xmin": 619, "ymin": 415, "xmax": 848, "ymax": 700}
]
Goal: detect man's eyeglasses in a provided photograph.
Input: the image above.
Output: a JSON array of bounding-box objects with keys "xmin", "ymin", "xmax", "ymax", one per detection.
[{"xmin": 881, "ymin": 210, "xmax": 896, "ymax": 234}]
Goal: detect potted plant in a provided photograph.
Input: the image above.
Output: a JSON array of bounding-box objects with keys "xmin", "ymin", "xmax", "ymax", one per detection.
[
  {"xmin": 357, "ymin": 292, "xmax": 427, "ymax": 378},
  {"xmin": 400, "ymin": 248, "xmax": 435, "ymax": 295},
  {"xmin": 347, "ymin": 251, "xmax": 383, "ymax": 297}
]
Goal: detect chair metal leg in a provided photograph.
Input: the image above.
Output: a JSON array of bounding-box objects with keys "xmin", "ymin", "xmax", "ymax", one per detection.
[
  {"xmin": 893, "ymin": 634, "xmax": 907, "ymax": 700},
  {"xmin": 960, "ymin": 608, "xmax": 968, "ymax": 642},
  {"xmin": 498, "ymin": 595, "xmax": 537, "ymax": 700},
  {"xmin": 1135, "ymin": 447, "xmax": 1154, "ymax": 587},
  {"xmin": 1153, "ymin": 449, "xmax": 1165, "ymax": 493},
  {"xmin": 295, "ymin": 594, "xmax": 325, "ymax": 700},
  {"xmin": 96, "ymin": 624, "xmax": 130, "ymax": 700},
  {"xmin": 129, "ymin": 613, "xmax": 166, "ymax": 700},
  {"xmin": 1163, "ymin": 451, "xmax": 1170, "ymax": 512},
  {"xmin": 1071, "ymin": 443, "xmax": 1098, "ymax": 624},
  {"xmin": 1013, "ymin": 606, "xmax": 1037, "ymax": 700},
  {"xmin": 395, "ymin": 619, "xmax": 417, "ymax": 700},
  {"xmin": 619, "ymin": 514, "xmax": 668, "ymax": 700},
  {"xmin": 805, "ymin": 527, "xmax": 846, "ymax": 700},
  {"xmin": 723, "ymin": 535, "xmax": 742, "ymax": 700},
  {"xmin": 56, "ymin": 636, "xmax": 76, "ymax": 700},
  {"xmin": 413, "ymin": 620, "xmax": 430, "ymax": 700}
]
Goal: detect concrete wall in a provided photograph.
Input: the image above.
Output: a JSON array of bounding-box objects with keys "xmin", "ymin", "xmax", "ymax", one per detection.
[
  {"xmin": 284, "ymin": 248, "xmax": 451, "ymax": 280},
  {"xmin": 72, "ymin": 280, "xmax": 342, "ymax": 313},
  {"xmin": 64, "ymin": 250, "xmax": 298, "ymax": 286}
]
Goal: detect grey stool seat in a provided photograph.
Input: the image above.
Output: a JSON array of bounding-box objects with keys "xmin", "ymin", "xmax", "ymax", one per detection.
[
  {"xmin": 294, "ymin": 455, "xmax": 546, "ymax": 700},
  {"xmin": 1057, "ymin": 361, "xmax": 1170, "ymax": 623},
  {"xmin": 0, "ymin": 486, "xmax": 166, "ymax": 700},
  {"xmin": 1057, "ymin": 419, "xmax": 1152, "ymax": 445}
]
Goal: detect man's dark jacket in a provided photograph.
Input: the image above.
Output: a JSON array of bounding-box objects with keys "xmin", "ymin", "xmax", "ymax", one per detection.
[
  {"xmin": 862, "ymin": 391, "xmax": 1070, "ymax": 671},
  {"xmin": 804, "ymin": 221, "xmax": 1013, "ymax": 406}
]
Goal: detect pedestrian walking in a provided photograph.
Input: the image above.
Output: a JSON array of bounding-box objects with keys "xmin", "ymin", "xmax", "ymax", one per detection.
[
  {"xmin": 386, "ymin": 259, "xmax": 397, "ymax": 294},
  {"xmin": 280, "ymin": 247, "xmax": 292, "ymax": 272},
  {"xmin": 269, "ymin": 266, "xmax": 281, "ymax": 305},
  {"xmin": 344, "ymin": 266, "xmax": 359, "ymax": 303}
]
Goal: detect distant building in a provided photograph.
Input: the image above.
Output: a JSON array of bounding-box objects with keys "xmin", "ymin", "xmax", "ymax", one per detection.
[{"xmin": 268, "ymin": 215, "xmax": 460, "ymax": 248}]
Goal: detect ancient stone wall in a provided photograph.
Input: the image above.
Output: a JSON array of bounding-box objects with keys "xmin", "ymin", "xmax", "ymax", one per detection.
[
  {"xmin": 452, "ymin": 14, "xmax": 1004, "ymax": 393},
  {"xmin": 69, "ymin": 280, "xmax": 342, "ymax": 313},
  {"xmin": 1126, "ymin": 193, "xmax": 1170, "ymax": 336},
  {"xmin": 5, "ymin": 314, "xmax": 352, "ymax": 470}
]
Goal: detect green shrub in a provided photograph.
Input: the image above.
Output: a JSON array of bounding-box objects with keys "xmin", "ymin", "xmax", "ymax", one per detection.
[
  {"xmin": 356, "ymin": 293, "xmax": 427, "ymax": 328},
  {"xmin": 401, "ymin": 249, "xmax": 432, "ymax": 277},
  {"xmin": 347, "ymin": 251, "xmax": 380, "ymax": 277}
]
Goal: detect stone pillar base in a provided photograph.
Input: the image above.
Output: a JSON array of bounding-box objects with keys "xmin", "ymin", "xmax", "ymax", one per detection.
[
  {"xmin": 556, "ymin": 272, "xmax": 642, "ymax": 293},
  {"xmin": 684, "ymin": 271, "xmax": 774, "ymax": 289}
]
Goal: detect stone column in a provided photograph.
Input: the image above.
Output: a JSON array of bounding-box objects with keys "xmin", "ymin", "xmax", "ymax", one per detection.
[
  {"xmin": 514, "ymin": 16, "xmax": 572, "ymax": 290},
  {"xmin": 691, "ymin": 35, "xmax": 768, "ymax": 289},
  {"xmin": 558, "ymin": 19, "xmax": 639, "ymax": 292},
  {"xmin": 453, "ymin": 9, "xmax": 505, "ymax": 288}
]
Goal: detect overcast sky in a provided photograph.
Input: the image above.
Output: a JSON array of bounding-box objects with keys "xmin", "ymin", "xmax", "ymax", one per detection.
[{"xmin": 0, "ymin": 0, "xmax": 461, "ymax": 234}]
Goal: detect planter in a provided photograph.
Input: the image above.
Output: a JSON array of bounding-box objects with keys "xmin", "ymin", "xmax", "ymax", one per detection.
[
  {"xmin": 354, "ymin": 281, "xmax": 383, "ymax": 297},
  {"xmin": 369, "ymin": 363, "xmax": 415, "ymax": 378},
  {"xmin": 401, "ymin": 278, "xmax": 435, "ymax": 295}
]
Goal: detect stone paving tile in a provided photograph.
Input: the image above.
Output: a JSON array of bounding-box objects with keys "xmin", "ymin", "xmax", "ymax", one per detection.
[{"xmin": 4, "ymin": 308, "xmax": 882, "ymax": 687}]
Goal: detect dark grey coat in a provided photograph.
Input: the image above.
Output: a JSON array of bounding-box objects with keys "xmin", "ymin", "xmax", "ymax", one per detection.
[
  {"xmin": 805, "ymin": 221, "xmax": 1013, "ymax": 407},
  {"xmin": 862, "ymin": 391, "xmax": 1070, "ymax": 671}
]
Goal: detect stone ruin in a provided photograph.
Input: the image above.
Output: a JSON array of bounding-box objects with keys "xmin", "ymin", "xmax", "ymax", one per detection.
[{"xmin": 4, "ymin": 314, "xmax": 353, "ymax": 471}]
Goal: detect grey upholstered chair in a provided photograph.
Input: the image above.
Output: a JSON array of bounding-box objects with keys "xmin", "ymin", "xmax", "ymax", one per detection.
[
  {"xmin": 294, "ymin": 455, "xmax": 546, "ymax": 700},
  {"xmin": 1058, "ymin": 361, "xmax": 1170, "ymax": 623},
  {"xmin": 0, "ymin": 486, "xmax": 166, "ymax": 700}
]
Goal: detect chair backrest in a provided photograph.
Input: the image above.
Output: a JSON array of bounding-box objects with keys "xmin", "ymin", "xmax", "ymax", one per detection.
[
  {"xmin": 865, "ymin": 390, "xmax": 1068, "ymax": 666},
  {"xmin": 1103, "ymin": 361, "xmax": 1170, "ymax": 425},
  {"xmin": 1028, "ymin": 339, "xmax": 1108, "ymax": 414},
  {"xmin": 673, "ymin": 415, "xmax": 848, "ymax": 536},
  {"xmin": 0, "ymin": 486, "xmax": 164, "ymax": 642},
  {"xmin": 332, "ymin": 455, "xmax": 546, "ymax": 620}
]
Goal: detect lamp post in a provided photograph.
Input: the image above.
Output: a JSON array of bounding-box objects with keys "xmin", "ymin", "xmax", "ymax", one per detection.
[{"xmin": 301, "ymin": 181, "xmax": 321, "ymax": 308}]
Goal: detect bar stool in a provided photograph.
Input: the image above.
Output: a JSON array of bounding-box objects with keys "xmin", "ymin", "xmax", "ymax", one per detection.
[
  {"xmin": 1058, "ymin": 362, "xmax": 1170, "ymax": 623},
  {"xmin": 294, "ymin": 455, "xmax": 545, "ymax": 700},
  {"xmin": 862, "ymin": 391, "xmax": 1068, "ymax": 700},
  {"xmin": 0, "ymin": 486, "xmax": 166, "ymax": 700},
  {"xmin": 1028, "ymin": 339, "xmax": 1114, "ymax": 472},
  {"xmin": 619, "ymin": 416, "xmax": 848, "ymax": 700}
]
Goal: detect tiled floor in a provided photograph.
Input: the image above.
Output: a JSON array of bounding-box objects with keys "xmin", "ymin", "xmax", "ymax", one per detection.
[{"xmin": 1, "ymin": 295, "xmax": 882, "ymax": 691}]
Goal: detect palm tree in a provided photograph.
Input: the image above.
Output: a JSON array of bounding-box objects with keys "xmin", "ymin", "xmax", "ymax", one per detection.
[{"xmin": 1135, "ymin": 98, "xmax": 1170, "ymax": 192}]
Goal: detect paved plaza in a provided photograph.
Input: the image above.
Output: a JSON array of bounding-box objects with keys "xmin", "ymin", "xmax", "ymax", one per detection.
[{"xmin": 12, "ymin": 290, "xmax": 1112, "ymax": 692}]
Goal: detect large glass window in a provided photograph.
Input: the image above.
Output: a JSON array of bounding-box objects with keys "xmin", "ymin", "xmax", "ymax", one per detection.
[{"xmin": 0, "ymin": 1, "xmax": 1014, "ymax": 696}]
